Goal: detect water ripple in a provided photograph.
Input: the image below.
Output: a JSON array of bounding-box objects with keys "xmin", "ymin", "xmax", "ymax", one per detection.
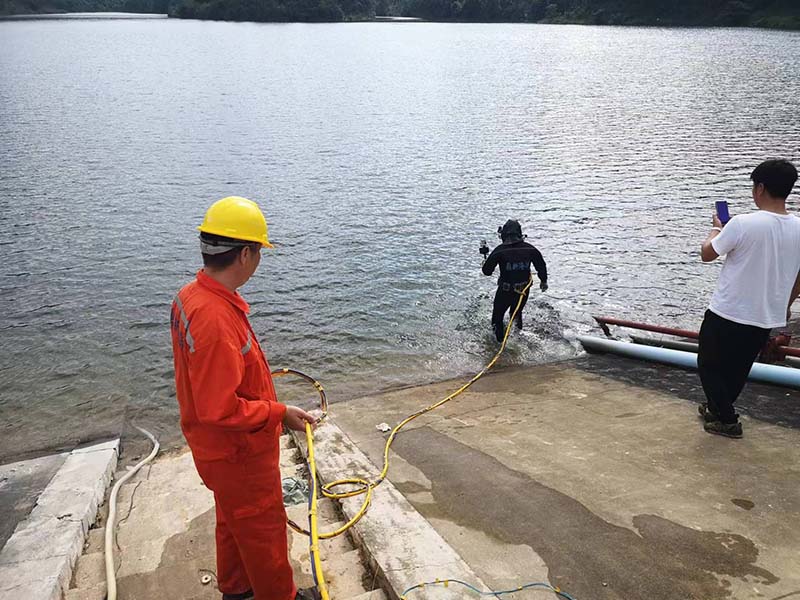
[{"xmin": 0, "ymin": 20, "xmax": 798, "ymax": 460}]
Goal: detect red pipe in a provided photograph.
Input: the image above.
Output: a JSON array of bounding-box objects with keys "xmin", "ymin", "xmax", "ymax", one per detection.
[
  {"xmin": 593, "ymin": 316, "xmax": 699, "ymax": 340},
  {"xmin": 593, "ymin": 316, "xmax": 800, "ymax": 359}
]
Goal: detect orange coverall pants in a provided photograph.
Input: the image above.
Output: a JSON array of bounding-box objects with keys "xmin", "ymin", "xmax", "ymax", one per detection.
[{"xmin": 195, "ymin": 449, "xmax": 296, "ymax": 600}]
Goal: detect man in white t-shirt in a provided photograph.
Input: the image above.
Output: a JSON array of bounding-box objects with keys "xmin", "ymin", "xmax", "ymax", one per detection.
[{"xmin": 699, "ymin": 159, "xmax": 800, "ymax": 438}]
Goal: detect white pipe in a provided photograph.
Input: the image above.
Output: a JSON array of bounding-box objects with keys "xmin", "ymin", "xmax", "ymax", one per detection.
[
  {"xmin": 578, "ymin": 335, "xmax": 800, "ymax": 389},
  {"xmin": 629, "ymin": 335, "xmax": 800, "ymax": 369},
  {"xmin": 105, "ymin": 426, "xmax": 160, "ymax": 600},
  {"xmin": 630, "ymin": 334, "xmax": 699, "ymax": 354}
]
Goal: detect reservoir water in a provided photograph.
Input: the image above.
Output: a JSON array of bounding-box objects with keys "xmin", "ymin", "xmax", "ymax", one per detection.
[{"xmin": 1, "ymin": 18, "xmax": 798, "ymax": 460}]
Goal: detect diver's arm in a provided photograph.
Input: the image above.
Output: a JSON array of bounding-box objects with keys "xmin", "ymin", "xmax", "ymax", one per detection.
[
  {"xmin": 531, "ymin": 249, "xmax": 547, "ymax": 282},
  {"xmin": 482, "ymin": 248, "xmax": 501, "ymax": 276},
  {"xmin": 530, "ymin": 247, "xmax": 548, "ymax": 290}
]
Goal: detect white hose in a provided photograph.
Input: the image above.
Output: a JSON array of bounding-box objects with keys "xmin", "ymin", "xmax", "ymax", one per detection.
[{"xmin": 105, "ymin": 426, "xmax": 160, "ymax": 600}]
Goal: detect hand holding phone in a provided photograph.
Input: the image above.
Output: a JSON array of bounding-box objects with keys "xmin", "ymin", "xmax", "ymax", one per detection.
[{"xmin": 715, "ymin": 201, "xmax": 731, "ymax": 225}]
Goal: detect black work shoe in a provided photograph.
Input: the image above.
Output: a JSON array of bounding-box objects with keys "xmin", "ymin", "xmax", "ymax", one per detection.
[
  {"xmin": 698, "ymin": 403, "xmax": 718, "ymax": 423},
  {"xmin": 296, "ymin": 588, "xmax": 322, "ymax": 600},
  {"xmin": 704, "ymin": 420, "xmax": 743, "ymax": 439},
  {"xmin": 222, "ymin": 591, "xmax": 254, "ymax": 600}
]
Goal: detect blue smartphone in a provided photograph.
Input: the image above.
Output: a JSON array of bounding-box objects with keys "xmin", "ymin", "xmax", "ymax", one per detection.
[{"xmin": 715, "ymin": 201, "xmax": 731, "ymax": 225}]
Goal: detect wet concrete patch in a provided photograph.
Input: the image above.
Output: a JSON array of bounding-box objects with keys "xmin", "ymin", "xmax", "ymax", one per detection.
[
  {"xmin": 391, "ymin": 426, "xmax": 778, "ymax": 600},
  {"xmin": 0, "ymin": 453, "xmax": 67, "ymax": 550},
  {"xmin": 115, "ymin": 507, "xmax": 218, "ymax": 599},
  {"xmin": 574, "ymin": 354, "xmax": 800, "ymax": 430}
]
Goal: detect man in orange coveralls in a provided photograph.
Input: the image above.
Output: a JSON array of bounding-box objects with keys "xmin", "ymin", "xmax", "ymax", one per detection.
[{"xmin": 171, "ymin": 196, "xmax": 320, "ymax": 600}]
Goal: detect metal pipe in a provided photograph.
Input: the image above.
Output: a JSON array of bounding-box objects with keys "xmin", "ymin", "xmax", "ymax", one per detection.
[
  {"xmin": 780, "ymin": 346, "xmax": 800, "ymax": 358},
  {"xmin": 594, "ymin": 316, "xmax": 700, "ymax": 339},
  {"xmin": 578, "ymin": 335, "xmax": 800, "ymax": 389},
  {"xmin": 630, "ymin": 335, "xmax": 699, "ymax": 354},
  {"xmin": 595, "ymin": 315, "xmax": 800, "ymax": 359}
]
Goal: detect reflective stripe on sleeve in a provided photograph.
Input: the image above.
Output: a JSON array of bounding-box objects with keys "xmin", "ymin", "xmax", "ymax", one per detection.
[
  {"xmin": 241, "ymin": 331, "xmax": 252, "ymax": 355},
  {"xmin": 173, "ymin": 295, "xmax": 196, "ymax": 353}
]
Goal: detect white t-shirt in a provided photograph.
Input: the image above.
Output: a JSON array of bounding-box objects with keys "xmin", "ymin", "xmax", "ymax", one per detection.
[{"xmin": 710, "ymin": 211, "xmax": 800, "ymax": 329}]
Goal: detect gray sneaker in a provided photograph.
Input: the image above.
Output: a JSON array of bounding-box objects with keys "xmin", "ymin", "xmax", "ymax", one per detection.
[
  {"xmin": 703, "ymin": 420, "xmax": 743, "ymax": 439},
  {"xmin": 296, "ymin": 588, "xmax": 322, "ymax": 600},
  {"xmin": 698, "ymin": 403, "xmax": 718, "ymax": 423},
  {"xmin": 222, "ymin": 591, "xmax": 253, "ymax": 600}
]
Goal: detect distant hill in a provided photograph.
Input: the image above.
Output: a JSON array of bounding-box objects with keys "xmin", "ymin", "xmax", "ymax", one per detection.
[
  {"xmin": 169, "ymin": 0, "xmax": 374, "ymax": 21},
  {"xmin": 1, "ymin": 0, "xmax": 168, "ymax": 15},
  {"xmin": 409, "ymin": 0, "xmax": 800, "ymax": 28},
  {"xmin": 171, "ymin": 0, "xmax": 800, "ymax": 27},
  {"xmin": 2, "ymin": 0, "xmax": 798, "ymax": 29}
]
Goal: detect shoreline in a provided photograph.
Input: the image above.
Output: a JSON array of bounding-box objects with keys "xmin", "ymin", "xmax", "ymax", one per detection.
[
  {"xmin": 0, "ymin": 358, "xmax": 574, "ymax": 468},
  {"xmin": 1, "ymin": 12, "xmax": 798, "ymax": 30},
  {"xmin": 0, "ymin": 12, "xmax": 167, "ymax": 19}
]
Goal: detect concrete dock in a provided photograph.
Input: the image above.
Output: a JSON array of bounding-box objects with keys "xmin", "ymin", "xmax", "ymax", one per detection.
[
  {"xmin": 64, "ymin": 436, "xmax": 386, "ymax": 600},
  {"xmin": 331, "ymin": 355, "xmax": 800, "ymax": 600},
  {"xmin": 2, "ymin": 352, "xmax": 799, "ymax": 600},
  {"xmin": 0, "ymin": 440, "xmax": 119, "ymax": 600}
]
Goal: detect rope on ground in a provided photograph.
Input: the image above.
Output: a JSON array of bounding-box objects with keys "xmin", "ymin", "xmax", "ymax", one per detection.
[{"xmin": 105, "ymin": 426, "xmax": 160, "ymax": 600}]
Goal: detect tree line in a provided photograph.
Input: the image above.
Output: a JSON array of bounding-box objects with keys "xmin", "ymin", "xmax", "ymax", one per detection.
[
  {"xmin": 1, "ymin": 0, "xmax": 168, "ymax": 14},
  {"xmin": 396, "ymin": 0, "xmax": 800, "ymax": 27},
  {"xmin": 2, "ymin": 0, "xmax": 798, "ymax": 29},
  {"xmin": 169, "ymin": 0, "xmax": 373, "ymax": 22},
  {"xmin": 171, "ymin": 0, "xmax": 799, "ymax": 27}
]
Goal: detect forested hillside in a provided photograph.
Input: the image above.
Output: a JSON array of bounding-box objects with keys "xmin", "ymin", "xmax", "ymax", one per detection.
[
  {"xmin": 2, "ymin": 0, "xmax": 798, "ymax": 29},
  {"xmin": 170, "ymin": 0, "xmax": 800, "ymax": 27},
  {"xmin": 1, "ymin": 0, "xmax": 168, "ymax": 14},
  {"xmin": 397, "ymin": 0, "xmax": 800, "ymax": 27}
]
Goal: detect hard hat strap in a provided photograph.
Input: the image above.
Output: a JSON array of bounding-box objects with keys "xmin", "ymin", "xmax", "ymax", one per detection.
[{"xmin": 199, "ymin": 238, "xmax": 251, "ymax": 255}]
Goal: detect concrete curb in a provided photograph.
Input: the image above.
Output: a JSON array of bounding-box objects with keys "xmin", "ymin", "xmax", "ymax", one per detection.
[
  {"xmin": 0, "ymin": 439, "xmax": 119, "ymax": 600},
  {"xmin": 293, "ymin": 421, "xmax": 487, "ymax": 600}
]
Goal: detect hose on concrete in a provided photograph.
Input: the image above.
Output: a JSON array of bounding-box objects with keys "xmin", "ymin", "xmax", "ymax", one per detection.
[
  {"xmin": 105, "ymin": 426, "xmax": 160, "ymax": 600},
  {"xmin": 401, "ymin": 578, "xmax": 578, "ymax": 599},
  {"xmin": 289, "ymin": 278, "xmax": 535, "ymax": 600}
]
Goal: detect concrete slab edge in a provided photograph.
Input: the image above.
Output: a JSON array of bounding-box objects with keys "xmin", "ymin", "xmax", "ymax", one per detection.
[
  {"xmin": 292, "ymin": 422, "xmax": 487, "ymax": 600},
  {"xmin": 0, "ymin": 438, "xmax": 119, "ymax": 599}
]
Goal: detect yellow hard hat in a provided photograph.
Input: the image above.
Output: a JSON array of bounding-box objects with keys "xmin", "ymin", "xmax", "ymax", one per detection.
[{"xmin": 197, "ymin": 196, "xmax": 274, "ymax": 248}]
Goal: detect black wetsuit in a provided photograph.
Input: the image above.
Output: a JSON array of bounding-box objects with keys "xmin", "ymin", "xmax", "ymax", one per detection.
[{"xmin": 482, "ymin": 241, "xmax": 548, "ymax": 342}]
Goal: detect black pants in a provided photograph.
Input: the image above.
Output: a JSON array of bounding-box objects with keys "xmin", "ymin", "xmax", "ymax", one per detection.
[
  {"xmin": 697, "ymin": 310, "xmax": 770, "ymax": 424},
  {"xmin": 492, "ymin": 287, "xmax": 529, "ymax": 342}
]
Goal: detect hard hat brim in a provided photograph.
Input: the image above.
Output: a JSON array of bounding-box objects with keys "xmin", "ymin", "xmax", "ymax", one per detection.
[{"xmin": 197, "ymin": 225, "xmax": 273, "ymax": 248}]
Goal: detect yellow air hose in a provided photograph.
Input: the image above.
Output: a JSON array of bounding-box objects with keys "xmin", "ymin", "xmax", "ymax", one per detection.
[{"xmin": 276, "ymin": 277, "xmax": 534, "ymax": 600}]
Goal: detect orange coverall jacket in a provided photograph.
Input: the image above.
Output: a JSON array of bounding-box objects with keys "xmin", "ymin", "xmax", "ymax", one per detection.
[
  {"xmin": 171, "ymin": 270, "xmax": 296, "ymax": 600},
  {"xmin": 170, "ymin": 269, "xmax": 287, "ymax": 461}
]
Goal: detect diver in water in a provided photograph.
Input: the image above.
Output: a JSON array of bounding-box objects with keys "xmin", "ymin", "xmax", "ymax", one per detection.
[{"xmin": 481, "ymin": 220, "xmax": 548, "ymax": 342}]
